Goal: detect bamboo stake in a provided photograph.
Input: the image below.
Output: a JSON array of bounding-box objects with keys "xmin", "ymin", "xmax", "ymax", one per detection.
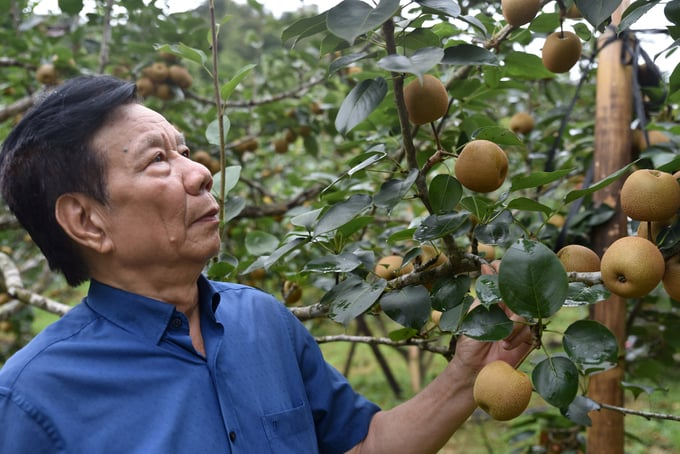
[{"xmin": 588, "ymin": 2, "xmax": 632, "ymax": 453}]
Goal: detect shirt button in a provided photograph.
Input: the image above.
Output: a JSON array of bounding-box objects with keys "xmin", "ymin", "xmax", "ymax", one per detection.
[
  {"xmin": 170, "ymin": 317, "xmax": 182, "ymax": 328},
  {"xmin": 229, "ymin": 431, "xmax": 236, "ymax": 442}
]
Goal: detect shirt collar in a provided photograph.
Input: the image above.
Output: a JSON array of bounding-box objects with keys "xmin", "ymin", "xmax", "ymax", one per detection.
[{"xmin": 85, "ymin": 275, "xmax": 221, "ymax": 345}]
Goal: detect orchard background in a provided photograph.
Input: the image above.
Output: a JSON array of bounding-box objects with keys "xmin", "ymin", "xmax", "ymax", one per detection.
[{"xmin": 1, "ymin": 0, "xmax": 680, "ymax": 452}]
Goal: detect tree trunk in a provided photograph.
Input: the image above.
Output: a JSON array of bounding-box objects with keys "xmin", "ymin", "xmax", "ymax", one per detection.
[{"xmin": 588, "ymin": 3, "xmax": 632, "ymax": 452}]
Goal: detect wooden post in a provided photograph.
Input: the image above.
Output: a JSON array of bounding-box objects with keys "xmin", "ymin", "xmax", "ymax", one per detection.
[{"xmin": 588, "ymin": 3, "xmax": 632, "ymax": 453}]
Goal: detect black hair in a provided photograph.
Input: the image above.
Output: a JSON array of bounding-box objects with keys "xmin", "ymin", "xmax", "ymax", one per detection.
[{"xmin": 0, "ymin": 75, "xmax": 138, "ymax": 286}]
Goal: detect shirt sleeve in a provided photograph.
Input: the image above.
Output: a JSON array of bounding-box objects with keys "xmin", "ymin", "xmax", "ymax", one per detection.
[
  {"xmin": 279, "ymin": 307, "xmax": 381, "ymax": 454},
  {"xmin": 0, "ymin": 387, "xmax": 64, "ymax": 454}
]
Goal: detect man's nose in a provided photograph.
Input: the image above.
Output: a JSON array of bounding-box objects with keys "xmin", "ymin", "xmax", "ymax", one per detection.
[{"xmin": 182, "ymin": 156, "xmax": 214, "ymax": 194}]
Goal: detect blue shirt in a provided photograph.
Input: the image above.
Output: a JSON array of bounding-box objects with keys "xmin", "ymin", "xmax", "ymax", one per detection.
[{"xmin": 0, "ymin": 277, "xmax": 379, "ymax": 453}]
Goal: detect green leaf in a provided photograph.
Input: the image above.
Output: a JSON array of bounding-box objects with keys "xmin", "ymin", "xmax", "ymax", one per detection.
[
  {"xmin": 374, "ymin": 169, "xmax": 419, "ymax": 212},
  {"xmin": 281, "ymin": 12, "xmax": 328, "ymax": 45},
  {"xmin": 438, "ymin": 294, "xmax": 474, "ymax": 332},
  {"xmin": 415, "ymin": 0, "xmax": 461, "ymax": 17},
  {"xmin": 621, "ymin": 381, "xmax": 660, "ymax": 399},
  {"xmin": 290, "ymin": 208, "xmax": 323, "ymax": 230},
  {"xmin": 575, "ymin": 0, "xmax": 622, "ymax": 29},
  {"xmin": 58, "ymin": 0, "xmax": 83, "ymax": 15},
  {"xmin": 388, "ymin": 327, "xmax": 419, "ymax": 341},
  {"xmin": 459, "ymin": 196, "xmax": 495, "ymax": 222},
  {"xmin": 205, "ymin": 116, "xmax": 230, "ymax": 146},
  {"xmin": 380, "ymin": 286, "xmax": 431, "ymax": 330},
  {"xmin": 504, "ymin": 52, "xmax": 555, "ymax": 80},
  {"xmin": 431, "ymin": 275, "xmax": 471, "ymax": 311},
  {"xmin": 302, "ymin": 252, "xmax": 362, "ymax": 273},
  {"xmin": 154, "ymin": 43, "xmax": 207, "ymax": 67},
  {"xmin": 564, "ymin": 282, "xmax": 610, "ymax": 307},
  {"xmin": 337, "ymin": 216, "xmax": 374, "ymax": 238},
  {"xmin": 244, "ymin": 230, "xmax": 279, "ymax": 256},
  {"xmin": 397, "ymin": 28, "xmax": 442, "ymax": 49},
  {"xmin": 347, "ymin": 148, "xmax": 387, "ymax": 176},
  {"xmin": 314, "ymin": 194, "xmax": 373, "ymax": 236},
  {"xmin": 471, "ymin": 126, "xmax": 523, "ymax": 145},
  {"xmin": 329, "ymin": 52, "xmax": 369, "ymax": 75},
  {"xmin": 442, "ymin": 44, "xmax": 498, "ymax": 66},
  {"xmin": 335, "ymin": 78, "xmax": 388, "ymax": 134},
  {"xmin": 207, "ymin": 259, "xmax": 237, "ymax": 280},
  {"xmin": 325, "ymin": 276, "xmax": 387, "ymax": 326},
  {"xmin": 458, "ymin": 304, "xmax": 513, "ymax": 340},
  {"xmin": 506, "ymin": 197, "xmax": 554, "ymax": 216},
  {"xmin": 528, "ymin": 12, "xmax": 560, "ymax": 33},
  {"xmin": 242, "ymin": 237, "xmax": 308, "ymax": 274},
  {"xmin": 564, "ymin": 161, "xmax": 638, "ymax": 203},
  {"xmin": 429, "ymin": 174, "xmax": 463, "ymax": 214},
  {"xmin": 499, "ymin": 239, "xmax": 568, "ymax": 319},
  {"xmin": 220, "ymin": 64, "xmax": 256, "ymax": 101},
  {"xmin": 562, "ymin": 395, "xmax": 598, "ymax": 427},
  {"xmin": 475, "ymin": 275, "xmax": 502, "ymax": 307},
  {"xmin": 211, "ymin": 165, "xmax": 241, "ymax": 199},
  {"xmin": 223, "ymin": 196, "xmax": 245, "ymax": 224},
  {"xmin": 327, "ymin": 0, "xmax": 401, "ymax": 44},
  {"xmin": 474, "ymin": 210, "xmax": 516, "ymax": 247},
  {"xmin": 563, "ymin": 320, "xmax": 619, "ymax": 375},
  {"xmin": 510, "ymin": 168, "xmax": 573, "ymax": 191},
  {"xmin": 414, "ymin": 212, "xmax": 471, "ymax": 242},
  {"xmin": 387, "ymin": 227, "xmax": 417, "ymax": 244},
  {"xmin": 532, "ymin": 356, "xmax": 580, "ymax": 408},
  {"xmin": 376, "ymin": 47, "xmax": 444, "ymax": 78}
]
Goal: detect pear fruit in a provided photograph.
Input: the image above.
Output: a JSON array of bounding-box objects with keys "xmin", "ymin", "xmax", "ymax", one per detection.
[
  {"xmin": 663, "ymin": 254, "xmax": 680, "ymax": 301},
  {"xmin": 374, "ymin": 255, "xmax": 414, "ymax": 280},
  {"xmin": 135, "ymin": 77, "xmax": 155, "ymax": 98},
  {"xmin": 35, "ymin": 63, "xmax": 58, "ymax": 85},
  {"xmin": 542, "ymin": 31, "xmax": 582, "ymax": 73},
  {"xmin": 168, "ymin": 65, "xmax": 193, "ymax": 89},
  {"xmin": 282, "ymin": 280, "xmax": 302, "ymax": 305},
  {"xmin": 620, "ymin": 169, "xmax": 680, "ymax": 222},
  {"xmin": 455, "ymin": 140, "xmax": 509, "ymax": 193},
  {"xmin": 600, "ymin": 236, "xmax": 665, "ymax": 298},
  {"xmin": 403, "ymin": 74, "xmax": 449, "ymax": 125},
  {"xmin": 501, "ymin": 0, "xmax": 541, "ymax": 27},
  {"xmin": 473, "ymin": 360, "xmax": 532, "ymax": 421},
  {"xmin": 556, "ymin": 244, "xmax": 600, "ymax": 272},
  {"xmin": 509, "ymin": 112, "xmax": 535, "ymax": 135}
]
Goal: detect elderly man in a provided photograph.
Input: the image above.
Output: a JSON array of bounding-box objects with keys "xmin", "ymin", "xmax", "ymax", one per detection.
[{"xmin": 0, "ymin": 75, "xmax": 531, "ymax": 453}]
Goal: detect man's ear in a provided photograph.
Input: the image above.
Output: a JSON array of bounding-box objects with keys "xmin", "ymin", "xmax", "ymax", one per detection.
[{"xmin": 55, "ymin": 193, "xmax": 113, "ymax": 254}]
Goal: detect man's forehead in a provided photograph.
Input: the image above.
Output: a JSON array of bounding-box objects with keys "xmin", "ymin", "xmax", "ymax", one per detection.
[{"xmin": 99, "ymin": 104, "xmax": 185, "ymax": 148}]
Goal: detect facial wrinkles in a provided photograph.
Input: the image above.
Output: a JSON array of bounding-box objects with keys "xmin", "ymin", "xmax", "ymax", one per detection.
[{"xmin": 106, "ymin": 108, "xmax": 191, "ymax": 248}]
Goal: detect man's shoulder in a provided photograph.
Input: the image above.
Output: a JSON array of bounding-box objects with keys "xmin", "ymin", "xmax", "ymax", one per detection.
[
  {"xmin": 208, "ymin": 280, "xmax": 281, "ymax": 305},
  {"xmin": 207, "ymin": 280, "xmax": 293, "ymax": 321},
  {"xmin": 0, "ymin": 303, "xmax": 97, "ymax": 386}
]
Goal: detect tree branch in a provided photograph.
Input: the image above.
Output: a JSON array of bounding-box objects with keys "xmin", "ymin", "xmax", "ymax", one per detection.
[
  {"xmin": 315, "ymin": 333, "xmax": 451, "ymax": 355},
  {"xmin": 0, "ymin": 252, "xmax": 71, "ymax": 317},
  {"xmin": 97, "ymin": 0, "xmax": 115, "ymax": 74},
  {"xmin": 184, "ymin": 76, "xmax": 327, "ymax": 109},
  {"xmin": 0, "ymin": 92, "xmax": 43, "ymax": 123},
  {"xmin": 597, "ymin": 401, "xmax": 680, "ymax": 422}
]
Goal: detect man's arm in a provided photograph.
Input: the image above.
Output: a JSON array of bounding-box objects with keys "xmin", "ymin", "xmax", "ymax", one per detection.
[
  {"xmin": 346, "ymin": 318, "xmax": 534, "ymax": 454},
  {"xmin": 0, "ymin": 389, "xmax": 64, "ymax": 453}
]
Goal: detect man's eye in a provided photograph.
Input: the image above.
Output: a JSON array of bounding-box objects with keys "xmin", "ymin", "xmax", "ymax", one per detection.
[
  {"xmin": 152, "ymin": 153, "xmax": 165, "ymax": 163},
  {"xmin": 181, "ymin": 149, "xmax": 190, "ymax": 158}
]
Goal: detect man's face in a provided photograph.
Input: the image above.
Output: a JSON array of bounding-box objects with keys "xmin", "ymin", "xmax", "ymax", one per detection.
[{"xmin": 90, "ymin": 103, "xmax": 221, "ymax": 272}]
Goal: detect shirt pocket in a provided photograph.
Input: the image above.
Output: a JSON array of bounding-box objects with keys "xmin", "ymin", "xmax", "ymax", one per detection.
[{"xmin": 261, "ymin": 402, "xmax": 318, "ymax": 453}]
